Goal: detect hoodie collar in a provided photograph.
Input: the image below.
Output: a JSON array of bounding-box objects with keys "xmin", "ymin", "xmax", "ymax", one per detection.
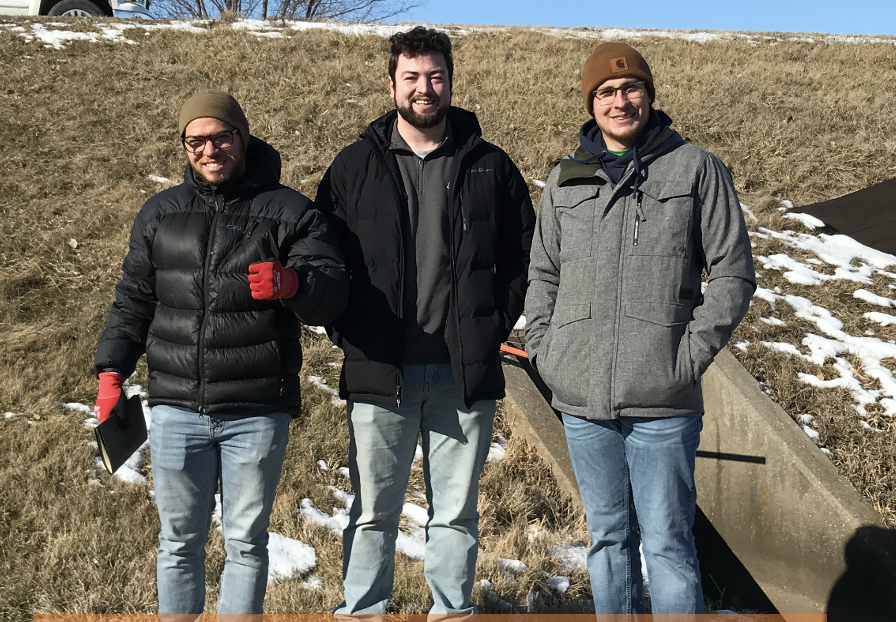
[{"xmin": 558, "ymin": 108, "xmax": 675, "ymax": 187}]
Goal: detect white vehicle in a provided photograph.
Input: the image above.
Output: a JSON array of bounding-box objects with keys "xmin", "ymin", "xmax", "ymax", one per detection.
[{"xmin": 0, "ymin": 0, "xmax": 151, "ymax": 17}]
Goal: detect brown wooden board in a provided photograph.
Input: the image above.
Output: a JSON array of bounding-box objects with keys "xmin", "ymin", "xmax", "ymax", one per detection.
[{"xmin": 791, "ymin": 177, "xmax": 896, "ymax": 255}]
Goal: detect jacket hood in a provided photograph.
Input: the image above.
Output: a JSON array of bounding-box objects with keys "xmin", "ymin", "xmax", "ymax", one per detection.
[
  {"xmin": 361, "ymin": 106, "xmax": 483, "ymax": 155},
  {"xmin": 559, "ymin": 108, "xmax": 678, "ymax": 187},
  {"xmin": 184, "ymin": 136, "xmax": 281, "ymax": 200}
]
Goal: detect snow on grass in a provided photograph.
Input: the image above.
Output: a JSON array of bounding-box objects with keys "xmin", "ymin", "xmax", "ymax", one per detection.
[
  {"xmin": 865, "ymin": 312, "xmax": 896, "ymax": 327},
  {"xmin": 757, "ymin": 227, "xmax": 896, "ymax": 279},
  {"xmin": 210, "ymin": 493, "xmax": 319, "ymax": 584},
  {"xmin": 759, "ymin": 316, "xmax": 786, "ymax": 327},
  {"xmin": 4, "ymin": 412, "xmax": 16, "ymax": 419},
  {"xmin": 6, "ymin": 18, "xmax": 894, "ymax": 52},
  {"xmin": 854, "ymin": 289, "xmax": 896, "ymax": 308},
  {"xmin": 298, "ymin": 484, "xmax": 428, "ymax": 561},
  {"xmin": 307, "ymin": 375, "xmax": 345, "ymax": 406},
  {"xmin": 753, "ymin": 285, "xmax": 896, "ymax": 418},
  {"xmin": 487, "ymin": 431, "xmax": 508, "ymax": 463},
  {"xmin": 267, "ymin": 532, "xmax": 317, "ymax": 584},
  {"xmin": 547, "ymin": 575, "xmax": 570, "ymax": 594},
  {"xmin": 496, "ymin": 557, "xmax": 528, "ymax": 577},
  {"xmin": 782, "ymin": 212, "xmax": 825, "ymax": 230},
  {"xmin": 303, "ymin": 325, "xmax": 328, "ymax": 335}
]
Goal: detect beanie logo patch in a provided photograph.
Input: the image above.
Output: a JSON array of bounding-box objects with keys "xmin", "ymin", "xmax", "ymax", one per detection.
[{"xmin": 611, "ymin": 57, "xmax": 629, "ymax": 72}]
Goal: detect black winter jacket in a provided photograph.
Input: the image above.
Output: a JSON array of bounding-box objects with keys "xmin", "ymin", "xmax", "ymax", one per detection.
[
  {"xmin": 94, "ymin": 137, "xmax": 349, "ymax": 415},
  {"xmin": 315, "ymin": 107, "xmax": 535, "ymax": 408}
]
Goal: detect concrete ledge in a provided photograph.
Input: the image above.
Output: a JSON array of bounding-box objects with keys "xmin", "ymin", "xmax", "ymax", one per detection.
[
  {"xmin": 501, "ymin": 348, "xmax": 895, "ymax": 617},
  {"xmin": 501, "ymin": 355, "xmax": 582, "ymax": 513},
  {"xmin": 698, "ymin": 348, "xmax": 884, "ymax": 614}
]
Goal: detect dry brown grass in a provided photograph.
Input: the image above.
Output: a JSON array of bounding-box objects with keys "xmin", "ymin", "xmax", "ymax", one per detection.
[{"xmin": 2, "ymin": 17, "xmax": 896, "ymax": 619}]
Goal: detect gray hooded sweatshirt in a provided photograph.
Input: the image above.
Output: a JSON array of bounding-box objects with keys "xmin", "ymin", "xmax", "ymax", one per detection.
[{"xmin": 524, "ymin": 118, "xmax": 755, "ymax": 420}]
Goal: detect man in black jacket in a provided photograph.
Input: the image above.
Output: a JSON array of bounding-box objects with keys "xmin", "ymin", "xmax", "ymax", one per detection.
[
  {"xmin": 93, "ymin": 91, "xmax": 348, "ymax": 617},
  {"xmin": 316, "ymin": 27, "xmax": 535, "ymax": 615}
]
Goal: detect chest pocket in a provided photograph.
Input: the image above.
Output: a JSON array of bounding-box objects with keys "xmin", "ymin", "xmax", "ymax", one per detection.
[
  {"xmin": 555, "ymin": 190, "xmax": 598, "ymax": 263},
  {"xmin": 631, "ymin": 180, "xmax": 694, "ymax": 258}
]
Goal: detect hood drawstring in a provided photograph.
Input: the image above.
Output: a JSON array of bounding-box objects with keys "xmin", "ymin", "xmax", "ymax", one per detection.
[{"xmin": 632, "ymin": 144, "xmax": 646, "ymax": 223}]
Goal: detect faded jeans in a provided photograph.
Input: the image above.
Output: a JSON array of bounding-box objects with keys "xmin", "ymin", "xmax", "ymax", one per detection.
[
  {"xmin": 335, "ymin": 363, "xmax": 496, "ymax": 615},
  {"xmin": 149, "ymin": 405, "xmax": 290, "ymax": 616},
  {"xmin": 562, "ymin": 412, "xmax": 704, "ymax": 615}
]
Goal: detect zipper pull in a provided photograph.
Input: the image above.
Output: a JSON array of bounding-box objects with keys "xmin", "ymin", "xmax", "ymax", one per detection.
[
  {"xmin": 633, "ymin": 218, "xmax": 640, "ymax": 246},
  {"xmin": 244, "ymin": 220, "xmax": 258, "ymax": 239},
  {"xmin": 395, "ymin": 382, "xmax": 402, "ymax": 408}
]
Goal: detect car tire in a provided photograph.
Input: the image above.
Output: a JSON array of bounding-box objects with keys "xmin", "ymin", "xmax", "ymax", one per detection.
[{"xmin": 47, "ymin": 0, "xmax": 106, "ymax": 16}]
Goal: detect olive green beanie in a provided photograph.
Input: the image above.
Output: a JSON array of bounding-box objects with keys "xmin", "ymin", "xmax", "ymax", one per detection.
[
  {"xmin": 178, "ymin": 90, "xmax": 250, "ymax": 148},
  {"xmin": 581, "ymin": 42, "xmax": 655, "ymax": 116}
]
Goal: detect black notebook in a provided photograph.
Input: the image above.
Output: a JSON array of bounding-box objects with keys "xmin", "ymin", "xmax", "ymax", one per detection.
[{"xmin": 94, "ymin": 392, "xmax": 148, "ymax": 475}]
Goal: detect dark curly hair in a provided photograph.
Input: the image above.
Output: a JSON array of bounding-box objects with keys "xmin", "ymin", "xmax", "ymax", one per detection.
[{"xmin": 389, "ymin": 26, "xmax": 453, "ymax": 86}]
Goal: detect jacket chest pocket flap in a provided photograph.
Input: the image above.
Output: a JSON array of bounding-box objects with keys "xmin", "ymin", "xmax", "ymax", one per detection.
[
  {"xmin": 632, "ymin": 180, "xmax": 694, "ymax": 257},
  {"xmin": 555, "ymin": 190, "xmax": 598, "ymax": 262}
]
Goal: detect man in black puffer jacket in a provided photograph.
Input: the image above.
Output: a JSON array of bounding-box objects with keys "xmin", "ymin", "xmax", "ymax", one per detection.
[
  {"xmin": 93, "ymin": 91, "xmax": 348, "ymax": 617},
  {"xmin": 316, "ymin": 28, "xmax": 535, "ymax": 615}
]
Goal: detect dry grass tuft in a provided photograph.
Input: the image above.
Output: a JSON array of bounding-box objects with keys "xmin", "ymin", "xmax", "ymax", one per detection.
[{"xmin": 2, "ymin": 18, "xmax": 896, "ymax": 619}]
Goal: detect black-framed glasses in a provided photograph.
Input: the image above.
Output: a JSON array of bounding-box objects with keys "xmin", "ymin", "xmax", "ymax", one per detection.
[
  {"xmin": 182, "ymin": 129, "xmax": 238, "ymax": 154},
  {"xmin": 592, "ymin": 81, "xmax": 647, "ymax": 107}
]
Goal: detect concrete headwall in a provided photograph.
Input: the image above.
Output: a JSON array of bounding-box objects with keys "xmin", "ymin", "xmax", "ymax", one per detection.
[
  {"xmin": 501, "ymin": 349, "xmax": 892, "ymax": 617},
  {"xmin": 698, "ymin": 348, "xmax": 884, "ymax": 615}
]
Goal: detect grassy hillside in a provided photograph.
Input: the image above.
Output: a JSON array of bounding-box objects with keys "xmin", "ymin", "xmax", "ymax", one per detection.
[{"xmin": 1, "ymin": 17, "xmax": 895, "ymax": 618}]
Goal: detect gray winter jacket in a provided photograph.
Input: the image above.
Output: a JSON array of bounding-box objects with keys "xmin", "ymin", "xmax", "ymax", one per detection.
[{"xmin": 524, "ymin": 125, "xmax": 755, "ymax": 420}]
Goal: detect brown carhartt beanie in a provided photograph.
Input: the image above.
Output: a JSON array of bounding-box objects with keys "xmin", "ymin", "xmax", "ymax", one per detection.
[
  {"xmin": 178, "ymin": 90, "xmax": 250, "ymax": 148},
  {"xmin": 581, "ymin": 42, "xmax": 655, "ymax": 116}
]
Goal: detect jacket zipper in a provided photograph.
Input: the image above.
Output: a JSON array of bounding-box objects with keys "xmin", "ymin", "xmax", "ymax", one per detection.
[
  {"xmin": 244, "ymin": 219, "xmax": 258, "ymax": 239},
  {"xmin": 632, "ymin": 192, "xmax": 645, "ymax": 246},
  {"xmin": 198, "ymin": 195, "xmax": 223, "ymax": 415}
]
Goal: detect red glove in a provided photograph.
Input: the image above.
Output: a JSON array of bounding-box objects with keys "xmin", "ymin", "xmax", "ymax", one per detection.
[
  {"xmin": 248, "ymin": 261, "xmax": 299, "ymax": 300},
  {"xmin": 94, "ymin": 372, "xmax": 124, "ymax": 423}
]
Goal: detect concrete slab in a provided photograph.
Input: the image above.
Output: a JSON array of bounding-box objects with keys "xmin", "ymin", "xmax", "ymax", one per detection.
[
  {"xmin": 500, "ymin": 347, "xmax": 896, "ymax": 616},
  {"xmin": 699, "ymin": 348, "xmax": 885, "ymax": 614}
]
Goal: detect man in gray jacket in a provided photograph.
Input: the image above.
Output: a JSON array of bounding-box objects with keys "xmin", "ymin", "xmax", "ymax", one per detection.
[{"xmin": 524, "ymin": 43, "xmax": 755, "ymax": 614}]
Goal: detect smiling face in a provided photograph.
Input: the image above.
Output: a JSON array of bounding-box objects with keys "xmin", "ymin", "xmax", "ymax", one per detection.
[
  {"xmin": 183, "ymin": 117, "xmax": 245, "ymax": 185},
  {"xmin": 388, "ymin": 52, "xmax": 451, "ymax": 130},
  {"xmin": 592, "ymin": 77, "xmax": 652, "ymax": 152}
]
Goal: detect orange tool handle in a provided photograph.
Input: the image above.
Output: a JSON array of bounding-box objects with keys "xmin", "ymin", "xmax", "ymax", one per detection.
[{"xmin": 500, "ymin": 343, "xmax": 528, "ymax": 359}]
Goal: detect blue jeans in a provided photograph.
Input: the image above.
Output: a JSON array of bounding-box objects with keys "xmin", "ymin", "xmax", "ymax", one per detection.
[
  {"xmin": 562, "ymin": 412, "xmax": 704, "ymax": 615},
  {"xmin": 149, "ymin": 405, "xmax": 291, "ymax": 615},
  {"xmin": 335, "ymin": 363, "xmax": 496, "ymax": 615}
]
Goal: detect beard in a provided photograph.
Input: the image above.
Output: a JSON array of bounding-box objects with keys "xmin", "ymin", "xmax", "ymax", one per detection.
[
  {"xmin": 190, "ymin": 155, "xmax": 245, "ymax": 185},
  {"xmin": 395, "ymin": 95, "xmax": 449, "ymax": 129}
]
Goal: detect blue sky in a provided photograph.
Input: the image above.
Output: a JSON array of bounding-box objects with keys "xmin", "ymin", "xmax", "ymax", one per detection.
[{"xmin": 399, "ymin": 0, "xmax": 896, "ymax": 37}]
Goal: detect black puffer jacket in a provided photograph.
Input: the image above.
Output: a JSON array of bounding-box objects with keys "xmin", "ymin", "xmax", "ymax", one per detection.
[
  {"xmin": 315, "ymin": 107, "xmax": 535, "ymax": 408},
  {"xmin": 94, "ymin": 137, "xmax": 349, "ymax": 415}
]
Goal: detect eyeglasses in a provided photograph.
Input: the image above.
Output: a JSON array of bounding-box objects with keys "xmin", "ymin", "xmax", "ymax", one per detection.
[
  {"xmin": 592, "ymin": 81, "xmax": 647, "ymax": 107},
  {"xmin": 182, "ymin": 129, "xmax": 238, "ymax": 154}
]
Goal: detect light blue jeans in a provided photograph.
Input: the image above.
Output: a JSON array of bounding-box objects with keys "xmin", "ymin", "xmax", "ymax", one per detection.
[
  {"xmin": 562, "ymin": 412, "xmax": 704, "ymax": 615},
  {"xmin": 335, "ymin": 363, "xmax": 496, "ymax": 615},
  {"xmin": 149, "ymin": 405, "xmax": 290, "ymax": 616}
]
